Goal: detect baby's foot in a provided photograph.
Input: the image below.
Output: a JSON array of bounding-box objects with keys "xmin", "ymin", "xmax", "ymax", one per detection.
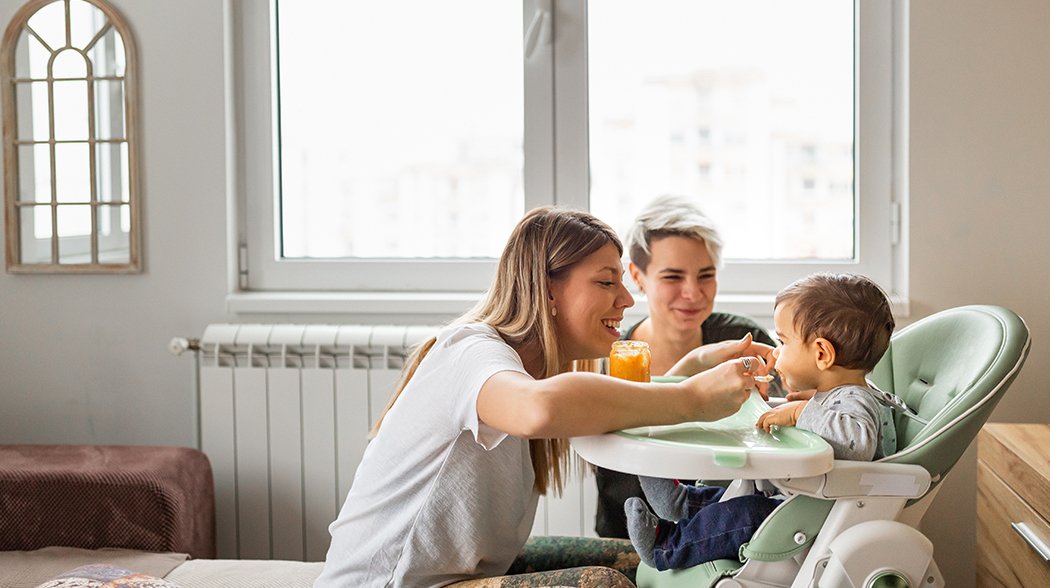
[
  {"xmin": 625, "ymin": 497, "xmax": 660, "ymax": 568},
  {"xmin": 639, "ymin": 476, "xmax": 690, "ymax": 521}
]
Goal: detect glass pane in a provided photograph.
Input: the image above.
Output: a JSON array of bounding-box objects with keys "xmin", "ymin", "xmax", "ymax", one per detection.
[
  {"xmin": 69, "ymin": 0, "xmax": 106, "ymax": 50},
  {"xmin": 15, "ymin": 81, "xmax": 49, "ymax": 141},
  {"xmin": 56, "ymin": 228, "xmax": 91, "ymax": 262},
  {"xmin": 18, "ymin": 144, "xmax": 51, "ymax": 203},
  {"xmin": 14, "ymin": 28, "xmax": 51, "ymax": 79},
  {"xmin": 53, "ymin": 79, "xmax": 89, "ymax": 140},
  {"xmin": 27, "ymin": 1, "xmax": 66, "ymax": 52},
  {"xmin": 276, "ymin": 0, "xmax": 524, "ymax": 259},
  {"xmin": 588, "ymin": 0, "xmax": 855, "ymax": 261},
  {"xmin": 93, "ymin": 80, "xmax": 125, "ymax": 139},
  {"xmin": 20, "ymin": 202, "xmax": 51, "ymax": 238},
  {"xmin": 88, "ymin": 25, "xmax": 125, "ymax": 77},
  {"xmin": 57, "ymin": 204, "xmax": 91, "ymax": 236},
  {"xmin": 54, "ymin": 142, "xmax": 91, "ymax": 202},
  {"xmin": 95, "ymin": 141, "xmax": 129, "ymax": 202},
  {"xmin": 96, "ymin": 204, "xmax": 129, "ymax": 263},
  {"xmin": 52, "ymin": 48, "xmax": 88, "ymax": 78},
  {"xmin": 20, "ymin": 205, "xmax": 52, "ymax": 263}
]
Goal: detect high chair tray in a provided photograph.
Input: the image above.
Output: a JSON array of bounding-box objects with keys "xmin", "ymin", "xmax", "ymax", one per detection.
[{"xmin": 571, "ymin": 379, "xmax": 834, "ymax": 480}]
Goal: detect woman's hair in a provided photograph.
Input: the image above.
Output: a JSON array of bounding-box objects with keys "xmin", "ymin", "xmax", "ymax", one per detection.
[
  {"xmin": 623, "ymin": 195, "xmax": 724, "ymax": 272},
  {"xmin": 370, "ymin": 206, "xmax": 623, "ymax": 495},
  {"xmin": 774, "ymin": 273, "xmax": 895, "ymax": 372}
]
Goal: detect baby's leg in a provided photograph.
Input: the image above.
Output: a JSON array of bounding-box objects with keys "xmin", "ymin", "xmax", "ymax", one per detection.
[
  {"xmin": 624, "ymin": 497, "xmax": 670, "ymax": 569},
  {"xmin": 650, "ymin": 494, "xmax": 781, "ymax": 571},
  {"xmin": 639, "ymin": 477, "xmax": 725, "ymax": 521}
]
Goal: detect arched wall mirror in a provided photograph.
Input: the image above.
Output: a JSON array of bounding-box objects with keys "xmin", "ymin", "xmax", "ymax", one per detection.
[{"xmin": 1, "ymin": 0, "xmax": 140, "ymax": 273}]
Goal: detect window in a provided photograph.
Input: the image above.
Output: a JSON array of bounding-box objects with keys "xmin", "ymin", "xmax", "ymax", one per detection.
[
  {"xmin": 231, "ymin": 0, "xmax": 905, "ymax": 312},
  {"xmin": 2, "ymin": 0, "xmax": 139, "ymax": 273}
]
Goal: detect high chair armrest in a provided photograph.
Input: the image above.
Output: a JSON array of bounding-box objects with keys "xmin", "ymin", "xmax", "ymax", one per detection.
[{"xmin": 773, "ymin": 461, "xmax": 931, "ymax": 499}]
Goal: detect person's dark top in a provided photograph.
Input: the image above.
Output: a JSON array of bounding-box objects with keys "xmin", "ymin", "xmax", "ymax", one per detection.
[{"xmin": 594, "ymin": 311, "xmax": 778, "ymax": 539}]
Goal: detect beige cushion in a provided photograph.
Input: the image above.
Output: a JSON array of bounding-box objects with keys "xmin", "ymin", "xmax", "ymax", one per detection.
[{"xmin": 163, "ymin": 559, "xmax": 323, "ymax": 588}]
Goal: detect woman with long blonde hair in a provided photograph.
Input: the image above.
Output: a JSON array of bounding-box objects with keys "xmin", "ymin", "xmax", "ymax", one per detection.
[{"xmin": 316, "ymin": 207, "xmax": 773, "ymax": 588}]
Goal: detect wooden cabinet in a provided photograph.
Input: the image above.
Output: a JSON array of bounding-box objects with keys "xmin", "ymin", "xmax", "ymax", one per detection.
[{"xmin": 977, "ymin": 424, "xmax": 1050, "ymax": 587}]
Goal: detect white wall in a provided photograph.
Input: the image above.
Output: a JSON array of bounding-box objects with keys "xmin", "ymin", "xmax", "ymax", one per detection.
[
  {"xmin": 0, "ymin": 0, "xmax": 228, "ymax": 447},
  {"xmin": 908, "ymin": 1, "xmax": 1050, "ymax": 585},
  {"xmin": 1, "ymin": 1, "xmax": 1048, "ymax": 585}
]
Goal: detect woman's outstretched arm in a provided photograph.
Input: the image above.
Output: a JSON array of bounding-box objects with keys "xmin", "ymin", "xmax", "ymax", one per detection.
[{"xmin": 477, "ymin": 357, "xmax": 759, "ymax": 439}]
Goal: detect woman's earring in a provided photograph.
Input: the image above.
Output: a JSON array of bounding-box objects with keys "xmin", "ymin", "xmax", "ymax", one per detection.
[{"xmin": 551, "ymin": 306, "xmax": 558, "ymax": 317}]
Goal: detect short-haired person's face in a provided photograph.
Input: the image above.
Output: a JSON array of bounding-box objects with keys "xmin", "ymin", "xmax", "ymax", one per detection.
[
  {"xmin": 549, "ymin": 242, "xmax": 635, "ymax": 361},
  {"xmin": 630, "ymin": 236, "xmax": 717, "ymax": 336},
  {"xmin": 771, "ymin": 302, "xmax": 822, "ymax": 393}
]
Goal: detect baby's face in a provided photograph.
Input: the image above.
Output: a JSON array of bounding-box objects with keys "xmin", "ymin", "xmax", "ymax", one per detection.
[{"xmin": 771, "ymin": 303, "xmax": 822, "ymax": 393}]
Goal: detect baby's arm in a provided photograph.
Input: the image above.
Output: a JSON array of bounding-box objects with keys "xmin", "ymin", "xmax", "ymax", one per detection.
[{"xmin": 756, "ymin": 401, "xmax": 808, "ymax": 431}]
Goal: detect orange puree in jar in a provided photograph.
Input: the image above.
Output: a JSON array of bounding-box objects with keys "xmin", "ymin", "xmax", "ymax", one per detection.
[{"xmin": 609, "ymin": 340, "xmax": 651, "ymax": 382}]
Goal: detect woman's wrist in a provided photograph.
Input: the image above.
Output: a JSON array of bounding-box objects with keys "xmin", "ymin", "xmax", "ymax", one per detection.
[{"xmin": 665, "ymin": 348, "xmax": 704, "ymax": 377}]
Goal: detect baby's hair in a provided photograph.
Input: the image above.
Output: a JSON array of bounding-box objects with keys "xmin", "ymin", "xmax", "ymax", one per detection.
[{"xmin": 775, "ymin": 273, "xmax": 894, "ymax": 371}]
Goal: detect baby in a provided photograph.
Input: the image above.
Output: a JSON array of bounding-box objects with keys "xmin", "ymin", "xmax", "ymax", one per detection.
[{"xmin": 626, "ymin": 273, "xmax": 898, "ymax": 570}]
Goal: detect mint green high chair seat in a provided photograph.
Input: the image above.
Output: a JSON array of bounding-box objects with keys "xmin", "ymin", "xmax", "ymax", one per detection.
[{"xmin": 634, "ymin": 305, "xmax": 1031, "ymax": 588}]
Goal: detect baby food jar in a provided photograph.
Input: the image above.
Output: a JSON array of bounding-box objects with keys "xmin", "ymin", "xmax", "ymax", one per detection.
[{"xmin": 609, "ymin": 340, "xmax": 651, "ymax": 382}]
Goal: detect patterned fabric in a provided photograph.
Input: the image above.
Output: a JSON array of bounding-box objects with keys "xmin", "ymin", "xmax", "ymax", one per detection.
[
  {"xmin": 444, "ymin": 536, "xmax": 639, "ymax": 586},
  {"xmin": 35, "ymin": 564, "xmax": 181, "ymax": 588},
  {"xmin": 445, "ymin": 567, "xmax": 634, "ymax": 588},
  {"xmin": 0, "ymin": 547, "xmax": 188, "ymax": 588}
]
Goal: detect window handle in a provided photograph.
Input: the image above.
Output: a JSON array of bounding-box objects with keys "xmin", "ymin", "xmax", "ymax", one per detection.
[
  {"xmin": 1012, "ymin": 522, "xmax": 1050, "ymax": 562},
  {"xmin": 524, "ymin": 0, "xmax": 551, "ymax": 59}
]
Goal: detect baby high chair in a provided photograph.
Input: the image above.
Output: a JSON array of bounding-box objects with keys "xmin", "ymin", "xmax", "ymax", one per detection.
[{"xmin": 576, "ymin": 305, "xmax": 1031, "ymax": 588}]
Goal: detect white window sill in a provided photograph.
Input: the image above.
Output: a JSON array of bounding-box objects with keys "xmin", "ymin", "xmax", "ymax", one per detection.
[{"xmin": 226, "ymin": 291, "xmax": 910, "ymax": 324}]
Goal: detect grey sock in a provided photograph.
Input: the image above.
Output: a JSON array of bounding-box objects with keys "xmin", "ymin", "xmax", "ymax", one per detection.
[
  {"xmin": 639, "ymin": 476, "xmax": 690, "ymax": 521},
  {"xmin": 625, "ymin": 497, "xmax": 660, "ymax": 568}
]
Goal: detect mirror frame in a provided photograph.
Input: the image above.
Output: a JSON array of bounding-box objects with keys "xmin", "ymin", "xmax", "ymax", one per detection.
[{"xmin": 1, "ymin": 0, "xmax": 140, "ymax": 273}]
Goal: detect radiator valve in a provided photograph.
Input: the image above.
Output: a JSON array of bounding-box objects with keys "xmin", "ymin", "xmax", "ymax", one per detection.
[{"xmin": 168, "ymin": 337, "xmax": 200, "ymax": 356}]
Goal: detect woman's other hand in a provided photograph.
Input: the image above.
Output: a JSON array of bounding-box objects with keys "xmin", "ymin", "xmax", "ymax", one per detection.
[
  {"xmin": 668, "ymin": 333, "xmax": 776, "ymax": 377},
  {"xmin": 668, "ymin": 334, "xmax": 776, "ymax": 397}
]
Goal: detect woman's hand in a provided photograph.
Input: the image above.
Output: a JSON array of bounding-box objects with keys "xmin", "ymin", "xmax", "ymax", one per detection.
[
  {"xmin": 667, "ymin": 333, "xmax": 776, "ymax": 378},
  {"xmin": 756, "ymin": 400, "xmax": 808, "ymax": 432},
  {"xmin": 679, "ymin": 357, "xmax": 763, "ymax": 422}
]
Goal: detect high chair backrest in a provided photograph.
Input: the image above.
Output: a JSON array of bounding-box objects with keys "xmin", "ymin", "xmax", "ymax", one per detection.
[{"xmin": 868, "ymin": 305, "xmax": 1030, "ymax": 484}]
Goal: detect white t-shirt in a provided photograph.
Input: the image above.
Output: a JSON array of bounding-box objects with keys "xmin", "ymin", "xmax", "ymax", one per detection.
[{"xmin": 314, "ymin": 323, "xmax": 537, "ymax": 588}]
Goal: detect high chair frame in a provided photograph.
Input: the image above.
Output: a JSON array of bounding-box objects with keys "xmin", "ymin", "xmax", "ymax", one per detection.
[{"xmin": 634, "ymin": 305, "xmax": 1031, "ymax": 588}]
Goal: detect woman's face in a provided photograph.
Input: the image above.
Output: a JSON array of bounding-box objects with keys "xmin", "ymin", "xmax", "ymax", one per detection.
[
  {"xmin": 630, "ymin": 235, "xmax": 717, "ymax": 336},
  {"xmin": 549, "ymin": 242, "xmax": 635, "ymax": 361}
]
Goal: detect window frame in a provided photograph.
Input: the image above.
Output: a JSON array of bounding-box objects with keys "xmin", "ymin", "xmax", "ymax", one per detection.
[{"xmin": 227, "ymin": 0, "xmax": 908, "ymax": 318}]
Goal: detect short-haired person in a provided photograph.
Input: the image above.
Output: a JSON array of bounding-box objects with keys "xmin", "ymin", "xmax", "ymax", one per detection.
[
  {"xmin": 625, "ymin": 273, "xmax": 898, "ymax": 571},
  {"xmin": 314, "ymin": 207, "xmax": 775, "ymax": 588},
  {"xmin": 595, "ymin": 195, "xmax": 782, "ymax": 539}
]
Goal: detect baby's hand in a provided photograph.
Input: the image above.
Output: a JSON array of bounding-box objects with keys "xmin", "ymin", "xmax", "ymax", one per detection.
[{"xmin": 756, "ymin": 400, "xmax": 807, "ymax": 432}]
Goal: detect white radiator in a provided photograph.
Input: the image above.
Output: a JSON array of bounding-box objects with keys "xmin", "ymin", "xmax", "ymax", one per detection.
[{"xmin": 191, "ymin": 323, "xmax": 598, "ymax": 561}]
